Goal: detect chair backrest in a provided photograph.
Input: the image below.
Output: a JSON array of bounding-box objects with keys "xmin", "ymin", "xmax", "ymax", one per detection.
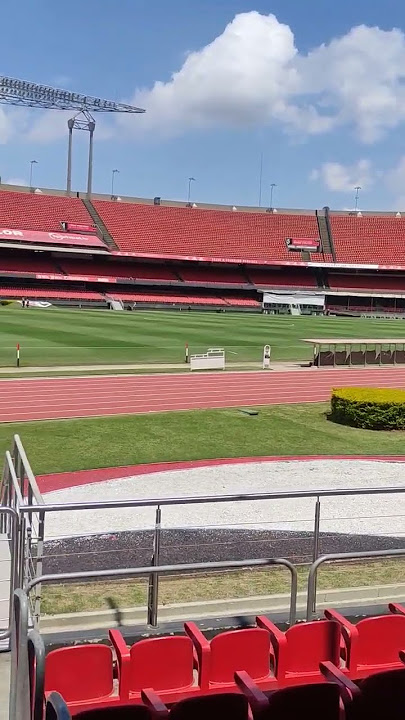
[
  {"xmin": 283, "ymin": 620, "xmax": 341, "ymax": 674},
  {"xmin": 356, "ymin": 615, "xmax": 405, "ymax": 666},
  {"xmin": 264, "ymin": 683, "xmax": 342, "ymax": 720},
  {"xmin": 129, "ymin": 636, "xmax": 194, "ymax": 692},
  {"xmin": 209, "ymin": 628, "xmax": 271, "ymax": 683},
  {"xmin": 170, "ymin": 693, "xmax": 249, "ymax": 720},
  {"xmin": 45, "ymin": 645, "xmax": 114, "ymax": 703},
  {"xmin": 349, "ymin": 668, "xmax": 405, "ymax": 720}
]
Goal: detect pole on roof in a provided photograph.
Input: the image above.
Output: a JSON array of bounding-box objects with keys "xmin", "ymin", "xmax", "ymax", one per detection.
[
  {"xmin": 66, "ymin": 119, "xmax": 74, "ymax": 196},
  {"xmin": 87, "ymin": 121, "xmax": 95, "ymax": 198}
]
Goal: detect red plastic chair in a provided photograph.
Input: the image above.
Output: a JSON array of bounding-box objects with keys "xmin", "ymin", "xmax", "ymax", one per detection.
[
  {"xmin": 184, "ymin": 621, "xmax": 276, "ymax": 692},
  {"xmin": 322, "ymin": 662, "xmax": 405, "ymax": 720},
  {"xmin": 235, "ymin": 667, "xmax": 357, "ymax": 720},
  {"xmin": 112, "ymin": 629, "xmax": 203, "ymax": 704},
  {"xmin": 141, "ymin": 687, "xmax": 249, "ymax": 720},
  {"xmin": 44, "ymin": 638, "xmax": 124, "ymax": 715},
  {"xmin": 256, "ymin": 615, "xmax": 342, "ymax": 686},
  {"xmin": 324, "ymin": 605, "xmax": 405, "ymax": 680}
]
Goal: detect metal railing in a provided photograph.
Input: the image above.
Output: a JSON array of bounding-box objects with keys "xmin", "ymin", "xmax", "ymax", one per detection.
[
  {"xmin": 0, "ymin": 506, "xmax": 18, "ymax": 641},
  {"xmin": 0, "ymin": 436, "xmax": 44, "ymax": 624},
  {"xmin": 3, "ymin": 435, "xmax": 405, "ymax": 630},
  {"xmin": 25, "ymin": 556, "xmax": 298, "ymax": 627},
  {"xmin": 306, "ymin": 547, "xmax": 405, "ymax": 620}
]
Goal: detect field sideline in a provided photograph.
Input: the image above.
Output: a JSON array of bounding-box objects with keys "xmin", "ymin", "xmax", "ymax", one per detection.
[{"xmin": 1, "ymin": 307, "xmax": 405, "ymax": 367}]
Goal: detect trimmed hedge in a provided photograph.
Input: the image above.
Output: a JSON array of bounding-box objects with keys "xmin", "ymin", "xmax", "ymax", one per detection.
[{"xmin": 330, "ymin": 387, "xmax": 405, "ymax": 430}]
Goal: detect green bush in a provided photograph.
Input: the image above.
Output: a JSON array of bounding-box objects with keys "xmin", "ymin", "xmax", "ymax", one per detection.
[
  {"xmin": 0, "ymin": 300, "xmax": 14, "ymax": 306},
  {"xmin": 330, "ymin": 387, "xmax": 405, "ymax": 430}
]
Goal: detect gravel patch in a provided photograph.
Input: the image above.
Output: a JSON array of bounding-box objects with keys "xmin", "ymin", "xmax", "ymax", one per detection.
[{"xmin": 42, "ymin": 460, "xmax": 405, "ymax": 542}]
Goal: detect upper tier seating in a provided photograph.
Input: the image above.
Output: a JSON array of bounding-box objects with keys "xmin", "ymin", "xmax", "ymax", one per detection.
[
  {"xmin": 0, "ymin": 191, "xmax": 92, "ymax": 233},
  {"xmin": 330, "ymin": 215, "xmax": 405, "ymax": 265},
  {"xmin": 93, "ymin": 201, "xmax": 319, "ymax": 262}
]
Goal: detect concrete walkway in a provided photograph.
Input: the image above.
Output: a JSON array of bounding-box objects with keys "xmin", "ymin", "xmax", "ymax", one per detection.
[
  {"xmin": 0, "ymin": 653, "xmax": 9, "ymax": 720},
  {"xmin": 0, "ymin": 360, "xmax": 311, "ymax": 376}
]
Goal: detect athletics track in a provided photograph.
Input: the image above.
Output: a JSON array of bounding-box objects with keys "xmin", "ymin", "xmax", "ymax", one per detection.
[{"xmin": 1, "ymin": 366, "xmax": 405, "ymax": 422}]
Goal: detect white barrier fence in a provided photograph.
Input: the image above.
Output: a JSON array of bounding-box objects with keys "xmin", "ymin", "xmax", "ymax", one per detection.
[{"xmin": 190, "ymin": 348, "xmax": 225, "ymax": 371}]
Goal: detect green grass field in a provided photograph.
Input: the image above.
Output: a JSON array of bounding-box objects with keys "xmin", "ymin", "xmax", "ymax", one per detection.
[
  {"xmin": 2, "ymin": 403, "xmax": 405, "ymax": 476},
  {"xmin": 1, "ymin": 306, "xmax": 405, "ymax": 367}
]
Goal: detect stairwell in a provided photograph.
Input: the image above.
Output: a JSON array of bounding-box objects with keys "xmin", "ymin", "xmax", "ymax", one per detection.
[
  {"xmin": 82, "ymin": 199, "xmax": 119, "ymax": 251},
  {"xmin": 316, "ymin": 207, "xmax": 336, "ymax": 261}
]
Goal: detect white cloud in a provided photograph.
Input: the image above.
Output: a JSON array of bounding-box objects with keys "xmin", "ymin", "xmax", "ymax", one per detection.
[
  {"xmin": 2, "ymin": 12, "xmax": 405, "ymax": 146},
  {"xmin": 4, "ymin": 177, "xmax": 27, "ymax": 186},
  {"xmin": 121, "ymin": 12, "xmax": 405, "ymax": 142},
  {"xmin": 125, "ymin": 12, "xmax": 299, "ymax": 137},
  {"xmin": 310, "ymin": 159, "xmax": 374, "ymax": 192}
]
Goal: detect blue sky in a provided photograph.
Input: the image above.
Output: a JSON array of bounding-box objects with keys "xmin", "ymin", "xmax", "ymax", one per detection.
[{"xmin": 1, "ymin": 0, "xmax": 405, "ymax": 210}]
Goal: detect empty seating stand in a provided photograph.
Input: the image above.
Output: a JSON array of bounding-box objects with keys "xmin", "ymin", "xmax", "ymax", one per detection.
[
  {"xmin": 330, "ymin": 214, "xmax": 405, "ymax": 265},
  {"xmin": 0, "ymin": 287, "xmax": 104, "ymax": 301},
  {"xmin": 93, "ymin": 200, "xmax": 319, "ymax": 263},
  {"xmin": 0, "ymin": 191, "xmax": 93, "ymax": 234}
]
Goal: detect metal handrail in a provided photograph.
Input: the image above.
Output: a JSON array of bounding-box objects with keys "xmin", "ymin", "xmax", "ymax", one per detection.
[
  {"xmin": 13, "ymin": 435, "xmax": 44, "ymax": 507},
  {"xmin": 0, "ymin": 506, "xmax": 19, "ymax": 640},
  {"xmin": 20, "ymin": 483, "xmax": 405, "ymax": 514},
  {"xmin": 5, "ymin": 453, "xmax": 24, "ymax": 507},
  {"xmin": 10, "ymin": 589, "xmax": 30, "ymax": 720},
  {"xmin": 25, "ymin": 556, "xmax": 298, "ymax": 626},
  {"xmin": 306, "ymin": 547, "xmax": 405, "ymax": 620}
]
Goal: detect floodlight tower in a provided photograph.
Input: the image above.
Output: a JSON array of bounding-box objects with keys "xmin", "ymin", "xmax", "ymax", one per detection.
[{"xmin": 0, "ymin": 76, "xmax": 145, "ymax": 197}]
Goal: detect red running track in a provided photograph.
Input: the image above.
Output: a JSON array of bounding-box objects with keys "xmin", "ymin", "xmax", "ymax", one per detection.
[{"xmin": 1, "ymin": 367, "xmax": 405, "ymax": 422}]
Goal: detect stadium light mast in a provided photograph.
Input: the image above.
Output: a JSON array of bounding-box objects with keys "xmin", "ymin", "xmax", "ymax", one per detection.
[
  {"xmin": 187, "ymin": 177, "xmax": 196, "ymax": 204},
  {"xmin": 29, "ymin": 159, "xmax": 38, "ymax": 189},
  {"xmin": 270, "ymin": 183, "xmax": 277, "ymax": 210},
  {"xmin": 0, "ymin": 76, "xmax": 145, "ymax": 197},
  {"xmin": 354, "ymin": 186, "xmax": 361, "ymax": 211}
]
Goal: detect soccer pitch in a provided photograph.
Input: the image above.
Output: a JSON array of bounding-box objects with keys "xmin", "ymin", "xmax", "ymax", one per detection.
[{"xmin": 1, "ymin": 306, "xmax": 405, "ymax": 367}]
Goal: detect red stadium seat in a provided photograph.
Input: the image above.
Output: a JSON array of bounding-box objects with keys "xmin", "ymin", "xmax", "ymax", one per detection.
[
  {"xmin": 141, "ymin": 688, "xmax": 249, "ymax": 720},
  {"xmin": 322, "ymin": 661, "xmax": 405, "ymax": 720},
  {"xmin": 324, "ymin": 606, "xmax": 405, "ymax": 679},
  {"xmin": 44, "ymin": 642, "xmax": 122, "ymax": 714},
  {"xmin": 330, "ymin": 214, "xmax": 405, "ymax": 265},
  {"xmin": 0, "ymin": 191, "xmax": 93, "ymax": 234},
  {"xmin": 256, "ymin": 615, "xmax": 342, "ymax": 686},
  {"xmin": 93, "ymin": 199, "xmax": 320, "ymax": 263},
  {"xmin": 112, "ymin": 629, "xmax": 203, "ymax": 704},
  {"xmin": 184, "ymin": 621, "xmax": 276, "ymax": 692},
  {"xmin": 235, "ymin": 669, "xmax": 355, "ymax": 720}
]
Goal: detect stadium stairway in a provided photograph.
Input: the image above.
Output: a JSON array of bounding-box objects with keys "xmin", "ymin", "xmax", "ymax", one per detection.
[
  {"xmin": 82, "ymin": 199, "xmax": 119, "ymax": 251},
  {"xmin": 316, "ymin": 208, "xmax": 336, "ymax": 261}
]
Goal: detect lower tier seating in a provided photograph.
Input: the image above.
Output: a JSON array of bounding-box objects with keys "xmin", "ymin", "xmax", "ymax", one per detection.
[
  {"xmin": 39, "ymin": 604, "xmax": 405, "ymax": 716},
  {"xmin": 0, "ymin": 287, "xmax": 104, "ymax": 301}
]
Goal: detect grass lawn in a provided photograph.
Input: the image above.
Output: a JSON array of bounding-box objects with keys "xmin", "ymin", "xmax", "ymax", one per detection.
[
  {"xmin": 41, "ymin": 559, "xmax": 405, "ymax": 614},
  {"xmin": 2, "ymin": 306, "xmax": 405, "ymax": 367},
  {"xmin": 1, "ymin": 403, "xmax": 404, "ymax": 476}
]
